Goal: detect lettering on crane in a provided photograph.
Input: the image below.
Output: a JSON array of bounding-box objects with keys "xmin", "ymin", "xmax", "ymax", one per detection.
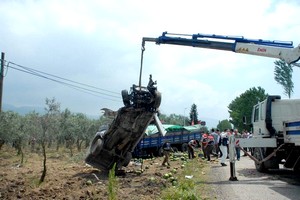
[
  {"xmin": 257, "ymin": 48, "xmax": 267, "ymax": 52},
  {"xmin": 237, "ymin": 48, "xmax": 249, "ymax": 52}
]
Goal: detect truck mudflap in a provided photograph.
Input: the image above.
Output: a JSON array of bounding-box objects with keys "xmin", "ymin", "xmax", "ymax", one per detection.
[{"xmin": 284, "ymin": 148, "xmax": 300, "ymax": 170}]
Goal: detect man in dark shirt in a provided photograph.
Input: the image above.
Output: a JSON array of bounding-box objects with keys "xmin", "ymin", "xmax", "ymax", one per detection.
[{"xmin": 162, "ymin": 141, "xmax": 173, "ymax": 166}]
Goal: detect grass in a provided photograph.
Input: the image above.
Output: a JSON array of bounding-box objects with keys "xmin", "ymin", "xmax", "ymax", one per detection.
[
  {"xmin": 108, "ymin": 163, "xmax": 118, "ymax": 200},
  {"xmin": 160, "ymin": 156, "xmax": 210, "ymax": 200}
]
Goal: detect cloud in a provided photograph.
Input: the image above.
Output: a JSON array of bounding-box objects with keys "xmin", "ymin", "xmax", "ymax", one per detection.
[{"xmin": 1, "ymin": 0, "xmax": 300, "ymax": 124}]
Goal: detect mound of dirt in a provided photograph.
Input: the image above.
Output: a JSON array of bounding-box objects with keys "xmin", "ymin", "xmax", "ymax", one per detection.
[{"xmin": 0, "ymin": 147, "xmax": 190, "ymax": 200}]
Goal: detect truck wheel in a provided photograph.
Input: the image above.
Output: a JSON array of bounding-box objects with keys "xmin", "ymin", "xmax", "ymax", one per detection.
[
  {"xmin": 122, "ymin": 90, "xmax": 130, "ymax": 107},
  {"xmin": 90, "ymin": 134, "xmax": 103, "ymax": 156},
  {"xmin": 116, "ymin": 152, "xmax": 132, "ymax": 169},
  {"xmin": 264, "ymin": 148, "xmax": 279, "ymax": 170},
  {"xmin": 172, "ymin": 147, "xmax": 178, "ymax": 152},
  {"xmin": 253, "ymin": 148, "xmax": 266, "ymax": 172},
  {"xmin": 250, "ymin": 148, "xmax": 254, "ymax": 156},
  {"xmin": 181, "ymin": 143, "xmax": 188, "ymax": 152},
  {"xmin": 158, "ymin": 147, "xmax": 164, "ymax": 157}
]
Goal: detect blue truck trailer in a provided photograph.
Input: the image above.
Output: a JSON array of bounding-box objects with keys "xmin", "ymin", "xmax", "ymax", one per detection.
[{"xmin": 133, "ymin": 124, "xmax": 202, "ymax": 158}]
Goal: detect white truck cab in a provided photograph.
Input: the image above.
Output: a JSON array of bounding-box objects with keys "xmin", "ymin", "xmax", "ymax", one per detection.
[
  {"xmin": 252, "ymin": 95, "xmax": 300, "ymax": 140},
  {"xmin": 249, "ymin": 95, "xmax": 300, "ymax": 171}
]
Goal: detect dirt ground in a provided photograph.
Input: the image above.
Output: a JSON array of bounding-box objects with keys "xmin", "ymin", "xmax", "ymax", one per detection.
[{"xmin": 0, "ymin": 146, "xmax": 205, "ymax": 200}]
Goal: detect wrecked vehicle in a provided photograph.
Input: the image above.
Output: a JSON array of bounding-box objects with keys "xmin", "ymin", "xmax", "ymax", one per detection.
[{"xmin": 85, "ymin": 75, "xmax": 161, "ymax": 171}]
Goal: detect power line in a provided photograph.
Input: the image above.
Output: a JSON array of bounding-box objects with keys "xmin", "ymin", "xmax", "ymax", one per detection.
[
  {"xmin": 10, "ymin": 61, "xmax": 120, "ymax": 95},
  {"xmin": 8, "ymin": 65, "xmax": 121, "ymax": 99},
  {"xmin": 2, "ymin": 59, "xmax": 123, "ymax": 102}
]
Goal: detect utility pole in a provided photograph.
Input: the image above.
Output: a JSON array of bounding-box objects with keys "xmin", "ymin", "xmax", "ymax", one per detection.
[{"xmin": 0, "ymin": 52, "xmax": 4, "ymax": 112}]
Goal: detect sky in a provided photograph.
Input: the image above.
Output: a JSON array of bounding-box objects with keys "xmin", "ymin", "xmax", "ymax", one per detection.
[{"xmin": 1, "ymin": 0, "xmax": 300, "ymax": 123}]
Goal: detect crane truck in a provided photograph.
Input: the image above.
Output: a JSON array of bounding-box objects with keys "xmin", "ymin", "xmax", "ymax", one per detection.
[
  {"xmin": 141, "ymin": 32, "xmax": 300, "ymax": 172},
  {"xmin": 86, "ymin": 32, "xmax": 300, "ymax": 172}
]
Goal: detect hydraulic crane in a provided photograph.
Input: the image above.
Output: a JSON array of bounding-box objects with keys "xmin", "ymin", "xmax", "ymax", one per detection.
[
  {"xmin": 142, "ymin": 32, "xmax": 300, "ymax": 64},
  {"xmin": 140, "ymin": 32, "xmax": 300, "ymax": 173}
]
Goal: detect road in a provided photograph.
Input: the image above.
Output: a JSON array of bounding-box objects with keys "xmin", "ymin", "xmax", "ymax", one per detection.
[{"xmin": 205, "ymin": 156, "xmax": 300, "ymax": 200}]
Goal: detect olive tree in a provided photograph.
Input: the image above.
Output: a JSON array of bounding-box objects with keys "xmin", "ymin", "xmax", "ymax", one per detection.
[
  {"xmin": 72, "ymin": 113, "xmax": 91, "ymax": 152},
  {"xmin": 0, "ymin": 111, "xmax": 28, "ymax": 164},
  {"xmin": 0, "ymin": 111, "xmax": 13, "ymax": 149},
  {"xmin": 39, "ymin": 97, "xmax": 61, "ymax": 183},
  {"xmin": 159, "ymin": 113, "xmax": 185, "ymax": 125},
  {"xmin": 23, "ymin": 112, "xmax": 42, "ymax": 153}
]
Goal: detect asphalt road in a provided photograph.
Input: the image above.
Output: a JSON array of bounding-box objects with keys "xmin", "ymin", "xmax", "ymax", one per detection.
[{"xmin": 205, "ymin": 156, "xmax": 300, "ymax": 200}]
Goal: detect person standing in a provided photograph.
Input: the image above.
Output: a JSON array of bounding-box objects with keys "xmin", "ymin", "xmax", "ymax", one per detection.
[
  {"xmin": 219, "ymin": 129, "xmax": 229, "ymax": 166},
  {"xmin": 210, "ymin": 128, "xmax": 219, "ymax": 157},
  {"xmin": 188, "ymin": 139, "xmax": 198, "ymax": 159},
  {"xmin": 161, "ymin": 141, "xmax": 173, "ymax": 166},
  {"xmin": 201, "ymin": 132, "xmax": 208, "ymax": 159},
  {"xmin": 233, "ymin": 129, "xmax": 241, "ymax": 160},
  {"xmin": 205, "ymin": 133, "xmax": 215, "ymax": 161},
  {"xmin": 216, "ymin": 129, "xmax": 222, "ymax": 157}
]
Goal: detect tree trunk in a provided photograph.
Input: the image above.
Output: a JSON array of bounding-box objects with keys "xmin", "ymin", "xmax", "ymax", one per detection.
[
  {"xmin": 85, "ymin": 138, "xmax": 90, "ymax": 148},
  {"xmin": 79, "ymin": 140, "xmax": 84, "ymax": 152},
  {"xmin": 30, "ymin": 138, "xmax": 36, "ymax": 153},
  {"xmin": 39, "ymin": 142, "xmax": 47, "ymax": 184},
  {"xmin": 47, "ymin": 139, "xmax": 52, "ymax": 148},
  {"xmin": 14, "ymin": 139, "xmax": 22, "ymax": 155},
  {"xmin": 0, "ymin": 139, "xmax": 4, "ymax": 150},
  {"xmin": 76, "ymin": 139, "xmax": 83, "ymax": 152},
  {"xmin": 70, "ymin": 144, "xmax": 73, "ymax": 157},
  {"xmin": 20, "ymin": 147, "xmax": 24, "ymax": 166},
  {"xmin": 56, "ymin": 140, "xmax": 60, "ymax": 151}
]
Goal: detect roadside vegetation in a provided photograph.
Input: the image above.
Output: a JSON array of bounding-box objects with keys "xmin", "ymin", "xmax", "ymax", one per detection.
[{"xmin": 160, "ymin": 153, "xmax": 209, "ymax": 200}]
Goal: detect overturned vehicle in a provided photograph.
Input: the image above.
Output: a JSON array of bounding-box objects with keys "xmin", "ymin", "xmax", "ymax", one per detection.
[{"xmin": 85, "ymin": 75, "xmax": 162, "ymax": 171}]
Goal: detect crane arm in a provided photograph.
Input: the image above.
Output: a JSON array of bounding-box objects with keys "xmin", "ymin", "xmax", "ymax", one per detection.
[{"xmin": 142, "ymin": 32, "xmax": 300, "ymax": 65}]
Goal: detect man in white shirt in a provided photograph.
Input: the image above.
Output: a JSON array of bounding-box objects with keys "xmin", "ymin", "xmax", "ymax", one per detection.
[{"xmin": 219, "ymin": 129, "xmax": 229, "ymax": 166}]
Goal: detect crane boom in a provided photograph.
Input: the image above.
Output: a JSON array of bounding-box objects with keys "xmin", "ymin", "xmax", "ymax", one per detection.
[{"xmin": 142, "ymin": 32, "xmax": 300, "ymax": 65}]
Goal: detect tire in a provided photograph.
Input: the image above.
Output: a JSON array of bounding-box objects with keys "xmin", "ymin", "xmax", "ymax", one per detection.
[
  {"xmin": 116, "ymin": 152, "xmax": 132, "ymax": 169},
  {"xmin": 172, "ymin": 147, "xmax": 178, "ymax": 152},
  {"xmin": 181, "ymin": 143, "xmax": 188, "ymax": 152},
  {"xmin": 264, "ymin": 148, "xmax": 279, "ymax": 170},
  {"xmin": 158, "ymin": 147, "xmax": 164, "ymax": 157},
  {"xmin": 253, "ymin": 148, "xmax": 266, "ymax": 172},
  {"xmin": 122, "ymin": 90, "xmax": 130, "ymax": 107},
  {"xmin": 153, "ymin": 91, "xmax": 162, "ymax": 109},
  {"xmin": 90, "ymin": 134, "xmax": 103, "ymax": 156}
]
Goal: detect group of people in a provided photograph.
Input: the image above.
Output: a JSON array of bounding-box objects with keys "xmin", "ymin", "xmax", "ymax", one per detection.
[
  {"xmin": 202, "ymin": 128, "xmax": 250, "ymax": 166},
  {"xmin": 161, "ymin": 128, "xmax": 251, "ymax": 167}
]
